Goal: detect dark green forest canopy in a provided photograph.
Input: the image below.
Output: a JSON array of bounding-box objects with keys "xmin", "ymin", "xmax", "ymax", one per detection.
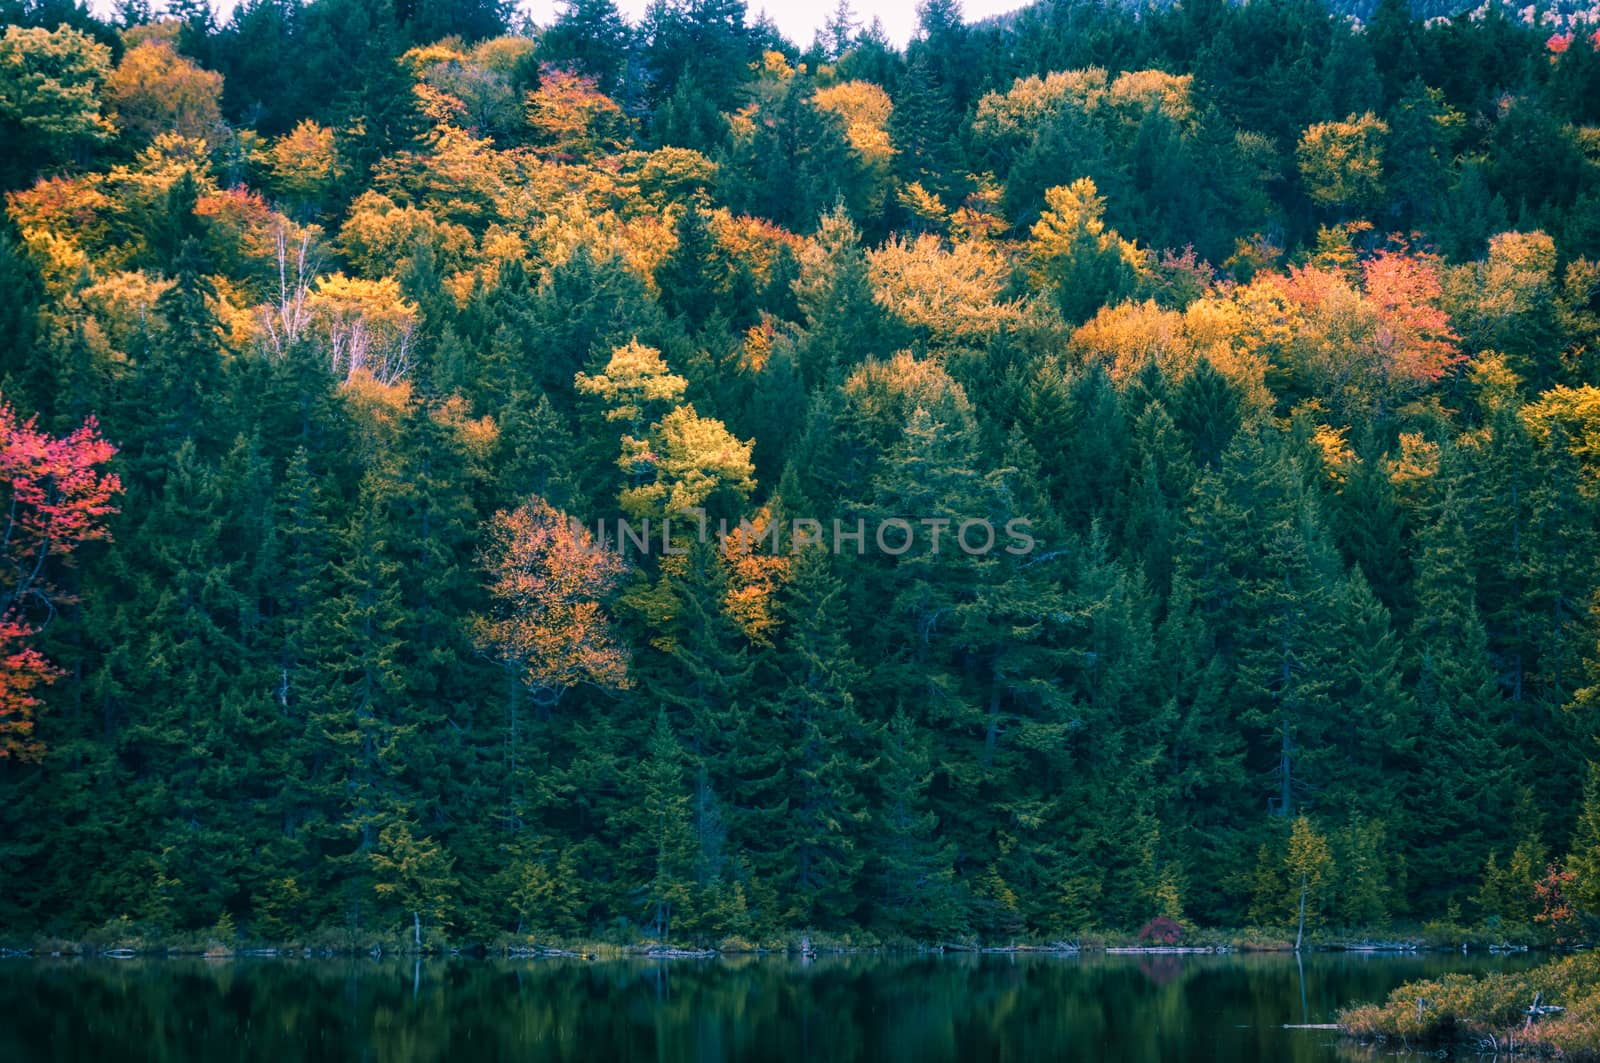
[{"xmin": 1, "ymin": 0, "xmax": 1600, "ymax": 946}]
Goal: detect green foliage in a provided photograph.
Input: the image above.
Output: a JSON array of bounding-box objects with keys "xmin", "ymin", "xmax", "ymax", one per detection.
[
  {"xmin": 2, "ymin": 0, "xmax": 1600, "ymax": 950},
  {"xmin": 0, "ymin": 24, "xmax": 112, "ymax": 179}
]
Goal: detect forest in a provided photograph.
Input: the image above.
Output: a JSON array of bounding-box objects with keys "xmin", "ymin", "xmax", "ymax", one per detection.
[{"xmin": 1, "ymin": 0, "xmax": 1600, "ymax": 950}]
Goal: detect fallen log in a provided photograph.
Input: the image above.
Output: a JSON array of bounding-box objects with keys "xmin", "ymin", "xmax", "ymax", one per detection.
[
  {"xmin": 506, "ymin": 945, "xmax": 582, "ymax": 958},
  {"xmin": 1341, "ymin": 941, "xmax": 1419, "ymax": 952},
  {"xmin": 642, "ymin": 946, "xmax": 716, "ymax": 958}
]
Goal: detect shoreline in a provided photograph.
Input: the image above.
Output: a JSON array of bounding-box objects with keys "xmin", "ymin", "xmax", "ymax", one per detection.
[{"xmin": 0, "ymin": 933, "xmax": 1556, "ymax": 962}]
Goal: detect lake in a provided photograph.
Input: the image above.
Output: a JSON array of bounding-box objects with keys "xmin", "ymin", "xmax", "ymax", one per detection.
[{"xmin": 0, "ymin": 950, "xmax": 1540, "ymax": 1062}]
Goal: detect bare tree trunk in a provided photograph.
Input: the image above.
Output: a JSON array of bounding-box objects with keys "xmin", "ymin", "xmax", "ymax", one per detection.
[
  {"xmin": 1295, "ymin": 873, "xmax": 1307, "ymax": 953},
  {"xmin": 413, "ymin": 910, "xmax": 421, "ymax": 950}
]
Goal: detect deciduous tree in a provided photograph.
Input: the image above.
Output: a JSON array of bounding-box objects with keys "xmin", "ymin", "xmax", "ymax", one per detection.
[{"xmin": 474, "ymin": 496, "xmax": 630, "ymax": 708}]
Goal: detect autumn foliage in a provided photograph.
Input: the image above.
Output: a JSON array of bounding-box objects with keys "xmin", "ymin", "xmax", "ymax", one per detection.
[
  {"xmin": 0, "ymin": 399, "xmax": 121, "ymax": 759},
  {"xmin": 475, "ymin": 497, "xmax": 631, "ymax": 705},
  {"xmin": 1534, "ymin": 864, "xmax": 1582, "ymax": 943},
  {"xmin": 6, "ymin": 0, "xmax": 1600, "ymax": 956},
  {"xmin": 1359, "ymin": 250, "xmax": 1462, "ymax": 384}
]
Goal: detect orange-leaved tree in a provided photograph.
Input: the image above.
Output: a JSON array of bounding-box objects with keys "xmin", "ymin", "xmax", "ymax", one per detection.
[
  {"xmin": 0, "ymin": 397, "xmax": 121, "ymax": 759},
  {"xmin": 475, "ymin": 496, "xmax": 631, "ymax": 708},
  {"xmin": 1360, "ymin": 249, "xmax": 1461, "ymax": 387}
]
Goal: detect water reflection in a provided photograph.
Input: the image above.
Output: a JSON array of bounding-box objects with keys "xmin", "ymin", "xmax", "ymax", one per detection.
[
  {"xmin": 0, "ymin": 950, "xmax": 1539, "ymax": 1063},
  {"xmin": 1136, "ymin": 954, "xmax": 1183, "ymax": 985}
]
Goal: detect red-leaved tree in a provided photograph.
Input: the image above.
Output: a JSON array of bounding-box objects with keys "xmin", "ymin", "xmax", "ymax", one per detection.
[
  {"xmin": 1534, "ymin": 864, "xmax": 1581, "ymax": 944},
  {"xmin": 0, "ymin": 398, "xmax": 121, "ymax": 760}
]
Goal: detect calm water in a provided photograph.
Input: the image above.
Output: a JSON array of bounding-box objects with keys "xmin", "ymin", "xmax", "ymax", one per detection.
[{"xmin": 0, "ymin": 950, "xmax": 1539, "ymax": 1062}]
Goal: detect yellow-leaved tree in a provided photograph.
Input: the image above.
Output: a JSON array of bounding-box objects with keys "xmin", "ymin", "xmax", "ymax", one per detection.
[
  {"xmin": 305, "ymin": 273, "xmax": 419, "ymax": 384},
  {"xmin": 1296, "ymin": 113, "xmax": 1388, "ymax": 215},
  {"xmin": 574, "ymin": 338, "xmax": 689, "ymax": 437},
  {"xmin": 0, "ymin": 25, "xmax": 114, "ymax": 164},
  {"xmin": 1285, "ymin": 815, "xmax": 1334, "ymax": 944},
  {"xmin": 474, "ymin": 496, "xmax": 632, "ymax": 707},
  {"xmin": 576, "ymin": 340, "xmax": 755, "ymax": 521},
  {"xmin": 971, "ymin": 68, "xmax": 1108, "ymax": 147},
  {"xmin": 526, "ymin": 65, "xmax": 627, "ymax": 162},
  {"xmin": 1027, "ymin": 177, "xmax": 1144, "ymax": 323},
  {"xmin": 264, "ymin": 119, "xmax": 341, "ymax": 208},
  {"xmin": 812, "ymin": 79, "xmax": 895, "ymax": 214},
  {"xmin": 617, "ymin": 405, "xmax": 757, "ymax": 521},
  {"xmin": 104, "ymin": 35, "xmax": 223, "ymax": 146},
  {"xmin": 866, "ymin": 232, "xmax": 1019, "ymax": 348}
]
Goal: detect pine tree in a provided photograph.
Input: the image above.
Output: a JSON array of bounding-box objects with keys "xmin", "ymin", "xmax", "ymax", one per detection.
[
  {"xmin": 1330, "ymin": 441, "xmax": 1412, "ymax": 624},
  {"xmin": 540, "ymin": 0, "xmax": 629, "ymax": 94},
  {"xmin": 1327, "ymin": 572, "xmax": 1415, "ymax": 820},
  {"xmin": 654, "ymin": 200, "xmax": 720, "ymax": 332},
  {"xmin": 1475, "ymin": 787, "xmax": 1548, "ymax": 927},
  {"xmin": 652, "ymin": 540, "xmax": 785, "ymax": 914},
  {"xmin": 0, "ymin": 230, "xmax": 43, "ymax": 410},
  {"xmin": 133, "ymin": 239, "xmax": 227, "ymax": 462},
  {"xmin": 1031, "ymin": 363, "xmax": 1131, "ymax": 533},
  {"xmin": 791, "ymin": 206, "xmax": 893, "ymax": 388},
  {"xmin": 115, "ymin": 439, "xmax": 251, "ymax": 930},
  {"xmin": 1171, "ymin": 358, "xmax": 1243, "ymax": 470},
  {"xmin": 1331, "ymin": 815, "xmax": 1394, "ymax": 928},
  {"xmin": 299, "ymin": 474, "xmax": 411, "ymax": 932},
  {"xmin": 496, "ymin": 389, "xmax": 581, "ymax": 510},
  {"xmin": 1153, "ymin": 580, "xmax": 1248, "ymax": 923},
  {"xmin": 1125, "ymin": 400, "xmax": 1196, "ymax": 602},
  {"xmin": 1049, "ymin": 530, "xmax": 1166, "ymax": 930},
  {"xmin": 889, "ymin": 52, "xmax": 960, "ymax": 207},
  {"xmin": 1184, "ymin": 429, "xmax": 1343, "ymax": 820}
]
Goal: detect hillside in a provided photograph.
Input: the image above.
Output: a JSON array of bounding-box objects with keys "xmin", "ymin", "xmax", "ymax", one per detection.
[{"xmin": 0, "ymin": 0, "xmax": 1598, "ymax": 948}]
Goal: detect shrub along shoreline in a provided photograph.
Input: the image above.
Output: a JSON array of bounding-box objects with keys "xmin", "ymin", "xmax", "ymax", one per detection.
[{"xmin": 1339, "ymin": 952, "xmax": 1600, "ymax": 1059}]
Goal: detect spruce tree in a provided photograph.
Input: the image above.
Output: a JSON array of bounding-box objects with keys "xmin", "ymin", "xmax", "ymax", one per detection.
[
  {"xmin": 1405, "ymin": 490, "xmax": 1515, "ymax": 908},
  {"xmin": 625, "ymin": 710, "xmax": 698, "ymax": 939},
  {"xmin": 871, "ymin": 708, "xmax": 962, "ymax": 938},
  {"xmin": 774, "ymin": 547, "xmax": 871, "ymax": 927},
  {"xmin": 1568, "ymin": 764, "xmax": 1600, "ymax": 918},
  {"xmin": 299, "ymin": 474, "xmax": 411, "ymax": 932},
  {"xmin": 654, "ymin": 200, "xmax": 721, "ymax": 332}
]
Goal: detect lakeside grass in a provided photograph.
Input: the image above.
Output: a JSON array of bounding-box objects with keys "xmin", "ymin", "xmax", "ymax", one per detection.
[{"xmin": 1340, "ymin": 951, "xmax": 1600, "ymax": 1059}]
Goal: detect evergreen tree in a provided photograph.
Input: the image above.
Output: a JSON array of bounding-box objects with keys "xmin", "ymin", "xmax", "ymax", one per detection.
[
  {"xmin": 1404, "ymin": 490, "xmax": 1515, "ymax": 908},
  {"xmin": 540, "ymin": 0, "xmax": 630, "ymax": 95},
  {"xmin": 774, "ymin": 547, "xmax": 871, "ymax": 926},
  {"xmin": 371, "ymin": 817, "xmax": 460, "ymax": 946},
  {"xmin": 300, "ymin": 474, "xmax": 411, "ymax": 932},
  {"xmin": 871, "ymin": 708, "xmax": 961, "ymax": 937},
  {"xmin": 1568, "ymin": 764, "xmax": 1600, "ymax": 918},
  {"xmin": 654, "ymin": 200, "xmax": 720, "ymax": 332},
  {"xmin": 4, "ymin": 0, "xmax": 1599, "ymax": 946},
  {"xmin": 625, "ymin": 709, "xmax": 698, "ymax": 939}
]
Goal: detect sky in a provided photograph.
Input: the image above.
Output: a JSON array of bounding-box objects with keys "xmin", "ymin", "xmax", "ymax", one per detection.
[
  {"xmin": 517, "ymin": 0, "xmax": 1027, "ymax": 48},
  {"xmin": 89, "ymin": 1, "xmax": 1029, "ymax": 49}
]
